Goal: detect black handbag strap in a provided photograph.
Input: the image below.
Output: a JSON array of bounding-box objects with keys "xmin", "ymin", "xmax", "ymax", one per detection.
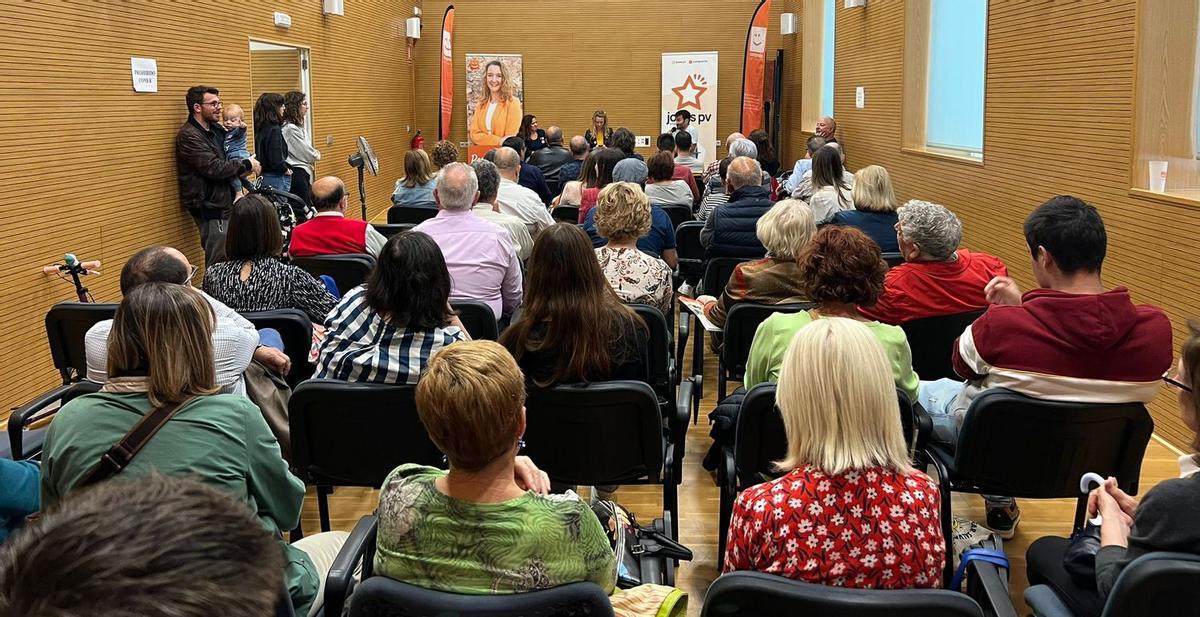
[{"xmin": 79, "ymin": 395, "xmax": 199, "ymax": 487}]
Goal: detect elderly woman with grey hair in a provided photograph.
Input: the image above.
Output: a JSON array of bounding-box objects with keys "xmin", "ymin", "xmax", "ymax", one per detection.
[
  {"xmin": 859, "ymin": 199, "xmax": 1008, "ymax": 325},
  {"xmin": 702, "ymin": 138, "xmax": 766, "ymax": 201}
]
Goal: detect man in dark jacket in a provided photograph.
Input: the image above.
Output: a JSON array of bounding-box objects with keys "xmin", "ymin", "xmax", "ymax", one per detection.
[
  {"xmin": 700, "ymin": 156, "xmax": 772, "ymax": 259},
  {"xmin": 527, "ymin": 126, "xmax": 573, "ymax": 191},
  {"xmin": 176, "ymin": 85, "xmax": 259, "ymax": 264}
]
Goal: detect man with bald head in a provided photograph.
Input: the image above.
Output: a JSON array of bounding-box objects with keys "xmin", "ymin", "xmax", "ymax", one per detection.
[
  {"xmin": 700, "ymin": 156, "xmax": 773, "ymax": 258},
  {"xmin": 414, "ymin": 162, "xmax": 522, "ymax": 319},
  {"xmin": 494, "ymin": 146, "xmax": 554, "ymax": 235},
  {"xmin": 556, "ymin": 135, "xmax": 589, "ymax": 190},
  {"xmin": 702, "ymin": 131, "xmax": 746, "ymax": 183},
  {"xmin": 288, "ymin": 176, "xmax": 387, "ymax": 257},
  {"xmin": 528, "ymin": 126, "xmax": 573, "ymax": 190},
  {"xmin": 815, "ymin": 116, "xmax": 838, "ymax": 142}
]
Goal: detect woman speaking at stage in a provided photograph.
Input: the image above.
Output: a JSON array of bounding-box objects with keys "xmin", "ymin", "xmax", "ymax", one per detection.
[{"xmin": 469, "ymin": 60, "xmax": 523, "ymax": 147}]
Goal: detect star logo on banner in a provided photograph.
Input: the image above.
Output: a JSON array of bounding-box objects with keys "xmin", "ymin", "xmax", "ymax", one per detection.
[{"xmin": 672, "ymin": 74, "xmax": 708, "ymax": 111}]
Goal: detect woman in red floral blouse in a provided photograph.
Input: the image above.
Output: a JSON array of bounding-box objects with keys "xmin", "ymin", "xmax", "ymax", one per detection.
[{"xmin": 723, "ymin": 317, "xmax": 945, "ymax": 589}]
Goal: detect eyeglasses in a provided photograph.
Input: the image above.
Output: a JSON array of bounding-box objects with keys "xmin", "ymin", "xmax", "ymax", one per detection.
[
  {"xmin": 1163, "ymin": 368, "xmax": 1192, "ymax": 393},
  {"xmin": 202, "ymin": 100, "xmax": 223, "ymax": 108},
  {"xmin": 184, "ymin": 264, "xmax": 199, "ymax": 284}
]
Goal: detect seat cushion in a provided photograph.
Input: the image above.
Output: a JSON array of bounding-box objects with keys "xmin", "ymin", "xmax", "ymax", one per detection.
[{"xmin": 1024, "ymin": 584, "xmax": 1077, "ymax": 617}]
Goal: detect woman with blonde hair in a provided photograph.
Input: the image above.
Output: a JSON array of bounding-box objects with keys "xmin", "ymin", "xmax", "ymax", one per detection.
[
  {"xmin": 831, "ymin": 164, "xmax": 900, "ymax": 252},
  {"xmin": 391, "ymin": 149, "xmax": 437, "ymax": 209},
  {"xmin": 594, "ymin": 182, "xmax": 674, "ymax": 316},
  {"xmin": 723, "ymin": 317, "xmax": 944, "ymax": 589},
  {"xmin": 584, "ymin": 109, "xmax": 612, "ymax": 150},
  {"xmin": 469, "ymin": 60, "xmax": 523, "ymax": 146}
]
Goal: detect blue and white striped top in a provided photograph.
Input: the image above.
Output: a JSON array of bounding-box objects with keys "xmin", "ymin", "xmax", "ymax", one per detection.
[{"xmin": 314, "ymin": 286, "xmax": 465, "ymax": 384}]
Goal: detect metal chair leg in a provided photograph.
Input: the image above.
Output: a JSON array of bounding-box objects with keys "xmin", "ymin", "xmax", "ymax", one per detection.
[{"xmin": 317, "ymin": 485, "xmax": 332, "ymax": 532}]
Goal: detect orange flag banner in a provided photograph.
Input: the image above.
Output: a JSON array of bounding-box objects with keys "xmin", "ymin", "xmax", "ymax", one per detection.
[
  {"xmin": 740, "ymin": 0, "xmax": 772, "ymax": 133},
  {"xmin": 438, "ymin": 6, "xmax": 455, "ymax": 140}
]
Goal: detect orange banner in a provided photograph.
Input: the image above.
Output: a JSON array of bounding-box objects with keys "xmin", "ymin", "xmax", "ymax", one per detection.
[
  {"xmin": 740, "ymin": 0, "xmax": 771, "ymax": 133},
  {"xmin": 438, "ymin": 6, "xmax": 454, "ymax": 140}
]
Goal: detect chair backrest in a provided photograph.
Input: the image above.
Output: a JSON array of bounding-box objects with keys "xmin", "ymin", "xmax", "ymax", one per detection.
[
  {"xmin": 659, "ymin": 204, "xmax": 693, "ymax": 231},
  {"xmin": 676, "ymin": 221, "xmax": 706, "ymax": 283},
  {"xmin": 386, "ymin": 206, "xmax": 438, "ymax": 225},
  {"xmin": 551, "ymin": 205, "xmax": 579, "ymax": 223},
  {"xmin": 240, "ymin": 309, "xmax": 316, "ymax": 388},
  {"xmin": 291, "ymin": 254, "xmax": 375, "ymax": 297},
  {"xmin": 701, "ymin": 257, "xmax": 751, "ymax": 296},
  {"xmin": 450, "ymin": 299, "xmax": 499, "ymax": 341},
  {"xmin": 701, "ymin": 571, "xmax": 983, "ymax": 617},
  {"xmin": 954, "ymin": 389, "xmax": 1154, "ymax": 498},
  {"xmin": 629, "ymin": 304, "xmax": 672, "ymax": 396},
  {"xmin": 347, "ymin": 577, "xmax": 614, "ymax": 617},
  {"xmin": 371, "ymin": 223, "xmax": 415, "ymax": 239},
  {"xmin": 289, "ymin": 380, "xmax": 443, "ymax": 488},
  {"xmin": 45, "ymin": 302, "xmax": 118, "ymax": 383},
  {"xmin": 900, "ymin": 310, "xmax": 985, "ymax": 382},
  {"xmin": 522, "ymin": 381, "xmax": 664, "ymax": 486},
  {"xmin": 1101, "ymin": 552, "xmax": 1200, "ymax": 617},
  {"xmin": 61, "ymin": 380, "xmax": 102, "ymax": 405},
  {"xmin": 882, "ymin": 252, "xmax": 904, "ymax": 268},
  {"xmin": 721, "ymin": 302, "xmax": 812, "ymax": 376}
]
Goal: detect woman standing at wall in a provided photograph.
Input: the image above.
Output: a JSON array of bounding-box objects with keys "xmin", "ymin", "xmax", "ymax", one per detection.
[
  {"xmin": 469, "ymin": 60, "xmax": 522, "ymax": 147},
  {"xmin": 282, "ymin": 91, "xmax": 320, "ymax": 206},
  {"xmin": 253, "ymin": 92, "xmax": 291, "ymax": 193}
]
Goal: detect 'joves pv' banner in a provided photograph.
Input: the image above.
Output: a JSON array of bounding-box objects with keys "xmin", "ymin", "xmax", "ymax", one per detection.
[
  {"xmin": 662, "ymin": 52, "xmax": 718, "ymax": 167},
  {"xmin": 438, "ymin": 6, "xmax": 454, "ymax": 140},
  {"xmin": 741, "ymin": 0, "xmax": 771, "ymax": 133}
]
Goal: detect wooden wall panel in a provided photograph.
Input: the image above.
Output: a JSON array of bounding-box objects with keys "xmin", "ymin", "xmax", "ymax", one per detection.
[
  {"xmin": 0, "ymin": 0, "xmax": 417, "ymax": 417},
  {"xmin": 833, "ymin": 0, "xmax": 1195, "ymax": 447},
  {"xmin": 250, "ymin": 49, "xmax": 303, "ymax": 99}
]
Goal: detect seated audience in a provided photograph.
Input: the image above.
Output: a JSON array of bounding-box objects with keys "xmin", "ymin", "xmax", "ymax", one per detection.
[
  {"xmin": 86, "ymin": 245, "xmax": 289, "ymax": 395},
  {"xmin": 830, "ymin": 165, "xmax": 900, "ymax": 252},
  {"xmin": 656, "ymin": 133, "xmax": 702, "ymax": 203},
  {"xmin": 748, "ymin": 128, "xmax": 779, "ymax": 177},
  {"xmin": 502, "ymin": 136, "xmax": 552, "ymax": 205},
  {"xmin": 494, "ymin": 146, "xmax": 555, "ymax": 235},
  {"xmin": 518, "ymin": 114, "xmax": 548, "ymax": 157},
  {"xmin": 577, "ymin": 147, "xmax": 624, "ymax": 222},
  {"xmin": 415, "ymin": 162, "xmax": 522, "ymax": 320},
  {"xmin": 782, "ymin": 135, "xmax": 828, "ymax": 195},
  {"xmin": 697, "ymin": 157, "xmax": 734, "ymax": 221},
  {"xmin": 610, "ymin": 127, "xmax": 644, "ymax": 161},
  {"xmin": 918, "ymin": 196, "xmax": 1172, "ymax": 537},
  {"xmin": 645, "ymin": 151, "xmax": 693, "ymax": 208},
  {"xmin": 612, "ymin": 157, "xmax": 649, "ymax": 186},
  {"xmin": 315, "ymin": 232, "xmax": 469, "ymax": 384},
  {"xmin": 697, "ymin": 199, "xmax": 816, "ymax": 327},
  {"xmin": 859, "ymin": 200, "xmax": 1007, "ymax": 325},
  {"xmin": 43, "ymin": 282, "xmax": 345, "ymax": 615},
  {"xmin": 702, "ymin": 131, "xmax": 746, "ymax": 184},
  {"xmin": 290, "ymin": 176, "xmax": 388, "ymax": 258},
  {"xmin": 501, "ymin": 223, "xmax": 649, "ymax": 387},
  {"xmin": 431, "ymin": 139, "xmax": 459, "ymax": 170},
  {"xmin": 1, "ymin": 475, "xmax": 284, "ymax": 617},
  {"xmin": 673, "ymin": 130, "xmax": 703, "ymax": 173},
  {"xmin": 1026, "ymin": 321, "xmax": 1200, "ymax": 617},
  {"xmin": 470, "ymin": 159, "xmax": 534, "ymax": 260},
  {"xmin": 792, "ymin": 142, "xmax": 854, "ymax": 202},
  {"xmin": 202, "ymin": 194, "xmax": 337, "ymax": 322},
  {"xmin": 529, "ymin": 125, "xmax": 573, "ymax": 185},
  {"xmin": 554, "ymin": 150, "xmax": 596, "ymax": 207},
  {"xmin": 724, "ymin": 318, "xmax": 944, "ymax": 588},
  {"xmin": 580, "ymin": 158, "xmax": 678, "ymax": 267},
  {"xmin": 700, "ymin": 157, "xmax": 773, "ymax": 258},
  {"xmin": 592, "ymin": 182, "xmax": 674, "ymax": 316},
  {"xmin": 804, "ymin": 145, "xmax": 854, "ymax": 224},
  {"xmin": 391, "ymin": 148, "xmax": 438, "ymax": 209},
  {"xmin": 699, "ymin": 138, "xmax": 759, "ymax": 209},
  {"xmin": 556, "ymin": 135, "xmax": 589, "ymax": 190},
  {"xmin": 0, "ymin": 458, "xmax": 38, "ymax": 543}
]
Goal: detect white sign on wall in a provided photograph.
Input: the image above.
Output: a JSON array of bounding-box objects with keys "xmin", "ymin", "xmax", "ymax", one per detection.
[
  {"xmin": 662, "ymin": 52, "xmax": 718, "ymax": 166},
  {"xmin": 130, "ymin": 57, "xmax": 157, "ymax": 93}
]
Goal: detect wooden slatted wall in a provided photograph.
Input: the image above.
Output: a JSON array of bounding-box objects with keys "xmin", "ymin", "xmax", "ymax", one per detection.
[
  {"xmin": 827, "ymin": 0, "xmax": 1194, "ymax": 447},
  {"xmin": 0, "ymin": 0, "xmax": 417, "ymax": 418},
  {"xmin": 250, "ymin": 49, "xmax": 303, "ymax": 98}
]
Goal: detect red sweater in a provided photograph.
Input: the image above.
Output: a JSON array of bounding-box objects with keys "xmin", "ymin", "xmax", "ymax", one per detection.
[
  {"xmin": 289, "ymin": 214, "xmax": 368, "ymax": 257},
  {"xmin": 860, "ymin": 249, "xmax": 1007, "ymax": 325}
]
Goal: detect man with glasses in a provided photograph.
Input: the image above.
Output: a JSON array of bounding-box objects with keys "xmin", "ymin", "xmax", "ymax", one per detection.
[{"xmin": 176, "ymin": 85, "xmax": 261, "ymax": 264}]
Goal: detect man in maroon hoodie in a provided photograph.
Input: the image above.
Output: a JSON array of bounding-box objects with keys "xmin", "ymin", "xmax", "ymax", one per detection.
[{"xmin": 918, "ymin": 195, "xmax": 1173, "ymax": 538}]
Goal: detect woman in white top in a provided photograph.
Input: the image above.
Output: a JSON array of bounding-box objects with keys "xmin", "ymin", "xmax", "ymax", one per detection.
[
  {"xmin": 282, "ymin": 91, "xmax": 320, "ymax": 207},
  {"xmin": 553, "ymin": 151, "xmax": 596, "ymax": 207},
  {"xmin": 806, "ymin": 145, "xmax": 854, "ymax": 224},
  {"xmin": 644, "ymin": 151, "xmax": 692, "ymax": 209}
]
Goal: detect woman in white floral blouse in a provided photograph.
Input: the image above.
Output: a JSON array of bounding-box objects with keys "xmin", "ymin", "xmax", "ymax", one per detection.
[{"xmin": 593, "ymin": 182, "xmax": 674, "ymax": 317}]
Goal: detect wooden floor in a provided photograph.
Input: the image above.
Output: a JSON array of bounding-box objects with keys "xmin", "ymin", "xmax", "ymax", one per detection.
[{"xmin": 301, "ymin": 344, "xmax": 1185, "ymax": 616}]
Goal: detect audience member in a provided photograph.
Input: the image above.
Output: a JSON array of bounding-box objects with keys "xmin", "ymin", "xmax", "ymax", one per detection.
[
  {"xmin": 502, "ymin": 135, "xmax": 553, "ymax": 204},
  {"xmin": 696, "ymin": 199, "xmax": 815, "ymax": 327},
  {"xmin": 85, "ymin": 245, "xmax": 288, "ymax": 395},
  {"xmin": 290, "ymin": 176, "xmax": 388, "ymax": 258},
  {"xmin": 696, "ymin": 157, "xmax": 734, "ymax": 221},
  {"xmin": 202, "ymin": 194, "xmax": 337, "ymax": 322},
  {"xmin": 253, "ymin": 92, "xmax": 291, "ymax": 193},
  {"xmin": 222, "ymin": 103, "xmax": 250, "ymax": 197},
  {"xmin": 592, "ymin": 182, "xmax": 674, "ymax": 316},
  {"xmin": 748, "ymin": 129, "xmax": 779, "ymax": 177},
  {"xmin": 0, "ymin": 458, "xmax": 38, "ymax": 543},
  {"xmin": 391, "ymin": 148, "xmax": 438, "ymax": 209},
  {"xmin": 782, "ymin": 135, "xmax": 827, "ymax": 195},
  {"xmin": 672, "ymin": 110, "xmax": 704, "ymax": 161},
  {"xmin": 830, "ymin": 165, "xmax": 900, "ymax": 252},
  {"xmin": 645, "ymin": 151, "xmax": 693, "ymax": 208},
  {"xmin": 699, "ymin": 138, "xmax": 758, "ymax": 206},
  {"xmin": 416, "ymin": 163, "xmax": 523, "ymax": 320},
  {"xmin": 1026, "ymin": 320, "xmax": 1200, "ymax": 617},
  {"xmin": 431, "ymin": 139, "xmax": 459, "ymax": 169},
  {"xmin": 702, "ymin": 131, "xmax": 745, "ymax": 184},
  {"xmin": 176, "ymin": 85, "xmax": 260, "ymax": 264},
  {"xmin": 469, "ymin": 60, "xmax": 522, "ymax": 147},
  {"xmin": 613, "ymin": 157, "xmax": 649, "ymax": 186},
  {"xmin": 315, "ymin": 232, "xmax": 469, "ymax": 384},
  {"xmin": 815, "ymin": 115, "xmax": 838, "ymax": 142},
  {"xmin": 0, "ymin": 475, "xmax": 284, "ymax": 617},
  {"xmin": 673, "ymin": 130, "xmax": 703, "ymax": 173},
  {"xmin": 518, "ymin": 114, "xmax": 548, "ymax": 157},
  {"xmin": 282, "ymin": 90, "xmax": 319, "ymax": 206},
  {"xmin": 657, "ymin": 133, "xmax": 702, "ymax": 203},
  {"xmin": 859, "ymin": 200, "xmax": 1007, "ymax": 325},
  {"xmin": 554, "ymin": 150, "xmax": 597, "ymax": 207},
  {"xmin": 529, "ymin": 126, "xmax": 573, "ymax": 185},
  {"xmin": 792, "ymin": 142, "xmax": 854, "ymax": 201},
  {"xmin": 584, "ymin": 109, "xmax": 613, "ymax": 149},
  {"xmin": 470, "ymin": 159, "xmax": 534, "ymax": 260},
  {"xmin": 700, "ymin": 157, "xmax": 773, "ymax": 258},
  {"xmin": 494, "ymin": 146, "xmax": 554, "ymax": 235},
  {"xmin": 582, "ymin": 178, "xmax": 678, "ymax": 268},
  {"xmin": 577, "ymin": 147, "xmax": 625, "ymax": 222},
  {"xmin": 723, "ymin": 318, "xmax": 944, "ymax": 589},
  {"xmin": 501, "ymin": 224, "xmax": 649, "ymax": 387},
  {"xmin": 557, "ymin": 135, "xmax": 589, "ymax": 187},
  {"xmin": 43, "ymin": 282, "xmax": 345, "ymax": 615},
  {"xmin": 918, "ymin": 196, "xmax": 1172, "ymax": 537},
  {"xmin": 610, "ymin": 127, "xmax": 644, "ymax": 161},
  {"xmin": 804, "ymin": 145, "xmax": 854, "ymax": 224}
]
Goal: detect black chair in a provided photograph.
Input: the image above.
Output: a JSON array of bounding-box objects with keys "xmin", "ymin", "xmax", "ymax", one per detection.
[
  {"xmin": 680, "ymin": 257, "xmax": 751, "ymax": 419},
  {"xmin": 1025, "ymin": 552, "xmax": 1200, "ymax": 617},
  {"xmin": 522, "ymin": 381, "xmax": 686, "ymax": 549},
  {"xmin": 450, "ymin": 299, "xmax": 499, "ymax": 341},
  {"xmin": 701, "ymin": 571, "xmax": 993, "ymax": 617},
  {"xmin": 675, "ymin": 220, "xmax": 705, "ymax": 286},
  {"xmin": 320, "ymin": 515, "xmax": 615, "ymax": 617},
  {"xmin": 289, "ymin": 380, "xmax": 443, "ymax": 532},
  {"xmin": 923, "ymin": 389, "xmax": 1154, "ymax": 585},
  {"xmin": 241, "ymin": 309, "xmax": 315, "ymax": 388},
  {"xmin": 718, "ymin": 302, "xmax": 812, "ymax": 400},
  {"xmin": 658, "ymin": 204, "xmax": 693, "ymax": 231},
  {"xmin": 386, "ymin": 206, "xmax": 438, "ymax": 225},
  {"xmin": 8, "ymin": 302, "xmax": 117, "ymax": 459},
  {"xmin": 901, "ymin": 310, "xmax": 985, "ymax": 382},
  {"xmin": 371, "ymin": 223, "xmax": 415, "ymax": 238},
  {"xmin": 628, "ymin": 305, "xmax": 693, "ymax": 487},
  {"xmin": 292, "ymin": 254, "xmax": 375, "ymax": 298},
  {"xmin": 882, "ymin": 252, "xmax": 905, "ymax": 268},
  {"xmin": 551, "ymin": 205, "xmax": 580, "ymax": 223}
]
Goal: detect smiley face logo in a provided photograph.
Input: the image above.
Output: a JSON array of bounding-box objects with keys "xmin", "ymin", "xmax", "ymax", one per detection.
[{"xmin": 749, "ymin": 26, "xmax": 767, "ymax": 54}]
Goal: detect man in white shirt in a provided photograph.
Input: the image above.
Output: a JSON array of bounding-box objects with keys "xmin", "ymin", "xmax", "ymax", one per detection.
[
  {"xmin": 471, "ymin": 159, "xmax": 534, "ymax": 260},
  {"xmin": 673, "ymin": 130, "xmax": 704, "ymax": 174},
  {"xmin": 493, "ymin": 146, "xmax": 554, "ymax": 236}
]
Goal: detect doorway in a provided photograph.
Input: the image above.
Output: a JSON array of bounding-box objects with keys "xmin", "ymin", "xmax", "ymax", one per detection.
[{"xmin": 248, "ymin": 40, "xmax": 313, "ymax": 141}]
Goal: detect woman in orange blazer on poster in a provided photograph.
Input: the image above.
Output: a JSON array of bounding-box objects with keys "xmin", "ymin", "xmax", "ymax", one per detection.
[{"xmin": 470, "ymin": 60, "xmax": 523, "ymax": 146}]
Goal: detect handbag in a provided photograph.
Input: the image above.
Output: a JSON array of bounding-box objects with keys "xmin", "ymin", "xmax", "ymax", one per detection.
[
  {"xmin": 1062, "ymin": 522, "xmax": 1103, "ymax": 584},
  {"xmin": 243, "ymin": 359, "xmax": 293, "ymax": 462},
  {"xmin": 590, "ymin": 500, "xmax": 693, "ymax": 588},
  {"xmin": 78, "ymin": 395, "xmax": 199, "ymax": 487}
]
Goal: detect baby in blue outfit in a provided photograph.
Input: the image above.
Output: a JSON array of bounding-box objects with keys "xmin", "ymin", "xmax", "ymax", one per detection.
[{"xmin": 224, "ymin": 104, "xmax": 250, "ymax": 195}]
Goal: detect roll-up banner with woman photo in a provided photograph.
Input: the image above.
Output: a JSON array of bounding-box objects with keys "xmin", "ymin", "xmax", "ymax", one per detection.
[{"xmin": 466, "ymin": 54, "xmax": 524, "ymax": 162}]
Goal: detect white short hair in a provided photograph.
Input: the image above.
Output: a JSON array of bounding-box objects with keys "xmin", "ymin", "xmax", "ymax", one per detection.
[
  {"xmin": 896, "ymin": 200, "xmax": 962, "ymax": 260},
  {"xmin": 727, "ymin": 138, "xmax": 758, "ymax": 160},
  {"xmin": 436, "ymin": 163, "xmax": 478, "ymax": 210}
]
